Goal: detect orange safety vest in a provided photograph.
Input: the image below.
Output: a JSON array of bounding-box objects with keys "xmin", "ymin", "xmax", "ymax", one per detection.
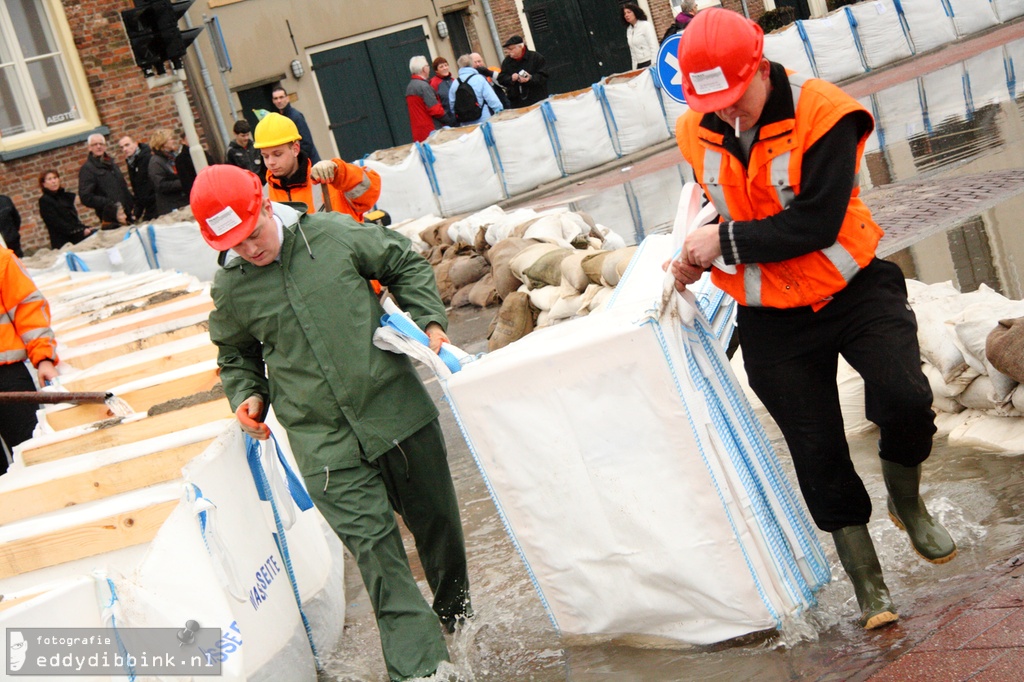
[
  {"xmin": 0, "ymin": 248, "xmax": 58, "ymax": 368},
  {"xmin": 676, "ymin": 72, "xmax": 883, "ymax": 310},
  {"xmin": 266, "ymin": 157, "xmax": 381, "ymax": 222}
]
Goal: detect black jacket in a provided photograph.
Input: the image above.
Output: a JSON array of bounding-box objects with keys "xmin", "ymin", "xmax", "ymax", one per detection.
[
  {"xmin": 149, "ymin": 151, "xmax": 189, "ymax": 218},
  {"xmin": 125, "ymin": 143, "xmax": 157, "ymax": 221},
  {"xmin": 225, "ymin": 140, "xmax": 266, "ymax": 182},
  {"xmin": 38, "ymin": 188, "xmax": 90, "ymax": 249},
  {"xmin": 497, "ymin": 49, "xmax": 550, "ymax": 108},
  {"xmin": 78, "ymin": 153, "xmax": 134, "ymax": 224},
  {"xmin": 0, "ymin": 195, "xmax": 21, "ymax": 257}
]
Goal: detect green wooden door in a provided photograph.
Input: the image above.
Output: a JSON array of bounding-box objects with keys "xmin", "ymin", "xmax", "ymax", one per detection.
[
  {"xmin": 581, "ymin": 0, "xmax": 632, "ymax": 77},
  {"xmin": 365, "ymin": 27, "xmax": 431, "ymax": 145}
]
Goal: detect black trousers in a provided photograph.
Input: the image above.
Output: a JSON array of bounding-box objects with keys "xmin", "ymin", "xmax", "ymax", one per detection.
[
  {"xmin": 0, "ymin": 361, "xmax": 39, "ymax": 474},
  {"xmin": 737, "ymin": 259, "xmax": 936, "ymax": 532}
]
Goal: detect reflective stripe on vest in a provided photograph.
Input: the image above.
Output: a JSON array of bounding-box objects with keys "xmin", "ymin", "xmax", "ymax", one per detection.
[
  {"xmin": 702, "ymin": 149, "xmax": 733, "ymax": 221},
  {"xmin": 0, "ymin": 349, "xmax": 28, "ymax": 363},
  {"xmin": 21, "ymin": 325, "xmax": 54, "ymax": 343},
  {"xmin": 344, "ymin": 171, "xmax": 372, "ymax": 202}
]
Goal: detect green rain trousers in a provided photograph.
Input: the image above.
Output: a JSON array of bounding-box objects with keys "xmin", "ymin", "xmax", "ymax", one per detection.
[{"xmin": 304, "ymin": 419, "xmax": 471, "ymax": 681}]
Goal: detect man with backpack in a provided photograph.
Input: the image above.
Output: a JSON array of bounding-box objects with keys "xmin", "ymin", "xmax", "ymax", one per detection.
[{"xmin": 449, "ymin": 54, "xmax": 504, "ymax": 126}]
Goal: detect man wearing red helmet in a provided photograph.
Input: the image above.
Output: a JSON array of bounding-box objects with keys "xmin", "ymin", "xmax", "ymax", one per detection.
[
  {"xmin": 190, "ymin": 165, "xmax": 471, "ymax": 680},
  {"xmin": 669, "ymin": 9, "xmax": 954, "ymax": 631}
]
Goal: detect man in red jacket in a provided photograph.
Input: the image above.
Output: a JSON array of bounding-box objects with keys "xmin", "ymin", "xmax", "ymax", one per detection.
[{"xmin": 406, "ymin": 55, "xmax": 450, "ymax": 142}]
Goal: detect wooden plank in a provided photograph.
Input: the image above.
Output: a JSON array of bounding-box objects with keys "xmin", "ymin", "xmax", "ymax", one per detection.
[
  {"xmin": 0, "ymin": 440, "xmax": 212, "ymax": 525},
  {"xmin": 66, "ymin": 322, "xmax": 208, "ymax": 369},
  {"xmin": 0, "ymin": 500, "xmax": 178, "ymax": 578},
  {"xmin": 55, "ymin": 287, "xmax": 199, "ymax": 333},
  {"xmin": 40, "ymin": 273, "xmax": 112, "ymax": 297},
  {"xmin": 44, "ymin": 369, "xmax": 221, "ymax": 431},
  {"xmin": 61, "ymin": 299, "xmax": 214, "ymax": 347},
  {"xmin": 60, "ymin": 344, "xmax": 217, "ymax": 394},
  {"xmin": 21, "ymin": 400, "xmax": 233, "ymax": 466}
]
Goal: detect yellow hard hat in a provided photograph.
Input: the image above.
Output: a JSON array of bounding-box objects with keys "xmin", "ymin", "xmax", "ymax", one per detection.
[{"xmin": 253, "ymin": 112, "xmax": 301, "ymax": 148}]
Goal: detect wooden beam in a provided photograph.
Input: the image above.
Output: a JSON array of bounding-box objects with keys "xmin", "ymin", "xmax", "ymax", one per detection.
[
  {"xmin": 44, "ymin": 369, "xmax": 221, "ymax": 431},
  {"xmin": 65, "ymin": 322, "xmax": 209, "ymax": 369},
  {"xmin": 40, "ymin": 273, "xmax": 112, "ymax": 297},
  {"xmin": 61, "ymin": 300, "xmax": 214, "ymax": 347},
  {"xmin": 0, "ymin": 440, "xmax": 212, "ymax": 525},
  {"xmin": 55, "ymin": 287, "xmax": 200, "ymax": 334},
  {"xmin": 21, "ymin": 400, "xmax": 233, "ymax": 466},
  {"xmin": 60, "ymin": 344, "xmax": 217, "ymax": 394},
  {"xmin": 0, "ymin": 500, "xmax": 178, "ymax": 578}
]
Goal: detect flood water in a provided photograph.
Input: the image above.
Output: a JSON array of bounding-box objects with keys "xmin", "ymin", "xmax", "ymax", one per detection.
[{"xmin": 323, "ymin": 35, "xmax": 1024, "ymax": 682}]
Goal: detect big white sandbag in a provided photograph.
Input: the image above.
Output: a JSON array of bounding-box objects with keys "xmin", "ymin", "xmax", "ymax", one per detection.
[
  {"xmin": 993, "ymin": 0, "xmax": 1024, "ymax": 21},
  {"xmin": 871, "ymin": 78, "xmax": 926, "ymax": 145},
  {"xmin": 485, "ymin": 107, "xmax": 563, "ymax": 196},
  {"xmin": 799, "ymin": 15, "xmax": 867, "ymax": 83},
  {"xmin": 65, "ymin": 229, "xmax": 153, "ymax": 275},
  {"xmin": 920, "ymin": 63, "xmax": 968, "ymax": 128},
  {"xmin": 146, "ymin": 221, "xmax": 220, "ymax": 282},
  {"xmin": 845, "ymin": 1, "xmax": 914, "ymax": 70},
  {"xmin": 598, "ymin": 70, "xmax": 671, "ymax": 155},
  {"xmin": 658, "ymin": 87, "xmax": 691, "ymax": 133},
  {"xmin": 899, "ymin": 0, "xmax": 958, "ymax": 54},
  {"xmin": 424, "ymin": 128, "xmax": 505, "ymax": 216},
  {"xmin": 764, "ymin": 25, "xmax": 816, "ymax": 79},
  {"xmin": 541, "ymin": 90, "xmax": 619, "ymax": 175},
  {"xmin": 360, "ymin": 145, "xmax": 440, "ymax": 223},
  {"xmin": 946, "ymin": 0, "xmax": 1000, "ymax": 38},
  {"xmin": 964, "ymin": 49, "xmax": 1012, "ymax": 110}
]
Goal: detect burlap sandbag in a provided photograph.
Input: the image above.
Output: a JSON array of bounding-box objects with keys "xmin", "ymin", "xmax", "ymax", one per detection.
[
  {"xmin": 986, "ymin": 317, "xmax": 1024, "ymax": 383},
  {"xmin": 467, "ymin": 273, "xmax": 500, "ymax": 308},
  {"xmin": 433, "ymin": 260, "xmax": 457, "ymax": 304},
  {"xmin": 450, "ymin": 284, "xmax": 475, "ymax": 308},
  {"xmin": 449, "ymin": 254, "xmax": 489, "ymax": 289},
  {"xmin": 560, "ymin": 250, "xmax": 595, "ymax": 294},
  {"xmin": 488, "ymin": 291, "xmax": 537, "ymax": 351},
  {"xmin": 581, "ymin": 251, "xmax": 615, "ymax": 285},
  {"xmin": 601, "ymin": 246, "xmax": 638, "ymax": 287},
  {"xmin": 425, "ymin": 244, "xmax": 447, "ymax": 265},
  {"xmin": 511, "ymin": 217, "xmax": 543, "ymax": 239},
  {"xmin": 523, "ymin": 248, "xmax": 573, "ymax": 289},
  {"xmin": 509, "ymin": 243, "xmax": 563, "ymax": 286},
  {"xmin": 489, "ymin": 238, "xmax": 538, "ymax": 300}
]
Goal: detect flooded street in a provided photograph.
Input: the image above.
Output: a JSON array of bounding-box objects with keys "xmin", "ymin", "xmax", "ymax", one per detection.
[{"xmin": 324, "ymin": 30, "xmax": 1024, "ymax": 682}]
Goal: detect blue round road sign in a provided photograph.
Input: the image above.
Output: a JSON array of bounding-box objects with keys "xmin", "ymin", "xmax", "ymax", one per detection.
[{"xmin": 656, "ymin": 33, "xmax": 686, "ymax": 104}]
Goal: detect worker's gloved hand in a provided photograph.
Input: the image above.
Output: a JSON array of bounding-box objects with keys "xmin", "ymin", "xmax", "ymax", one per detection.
[
  {"xmin": 424, "ymin": 322, "xmax": 450, "ymax": 355},
  {"xmin": 310, "ymin": 160, "xmax": 337, "ymax": 183},
  {"xmin": 235, "ymin": 395, "xmax": 270, "ymax": 440}
]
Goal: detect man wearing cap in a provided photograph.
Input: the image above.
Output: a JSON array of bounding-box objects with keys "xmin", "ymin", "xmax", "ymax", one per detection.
[
  {"xmin": 272, "ymin": 86, "xmax": 320, "ymax": 164},
  {"xmin": 254, "ymin": 112, "xmax": 381, "ymax": 221},
  {"xmin": 497, "ymin": 35, "xmax": 549, "ymax": 108},
  {"xmin": 191, "ymin": 165, "xmax": 472, "ymax": 681},
  {"xmin": 668, "ymin": 8, "xmax": 955, "ymax": 631}
]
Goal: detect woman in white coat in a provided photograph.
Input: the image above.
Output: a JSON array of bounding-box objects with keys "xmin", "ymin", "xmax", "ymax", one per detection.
[{"xmin": 623, "ymin": 3, "xmax": 658, "ymax": 69}]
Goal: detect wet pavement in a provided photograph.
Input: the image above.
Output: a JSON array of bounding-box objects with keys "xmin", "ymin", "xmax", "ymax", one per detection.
[{"xmin": 323, "ymin": 21, "xmax": 1024, "ymax": 682}]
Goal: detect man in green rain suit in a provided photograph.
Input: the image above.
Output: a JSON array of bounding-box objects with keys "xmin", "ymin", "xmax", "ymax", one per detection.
[{"xmin": 190, "ymin": 164, "xmax": 471, "ymax": 681}]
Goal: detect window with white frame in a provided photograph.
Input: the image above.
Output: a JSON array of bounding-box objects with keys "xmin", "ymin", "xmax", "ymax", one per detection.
[{"xmin": 0, "ymin": 0, "xmax": 91, "ymax": 142}]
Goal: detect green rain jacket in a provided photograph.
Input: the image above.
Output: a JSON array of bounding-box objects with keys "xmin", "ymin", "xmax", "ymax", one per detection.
[{"xmin": 209, "ymin": 203, "xmax": 447, "ymax": 475}]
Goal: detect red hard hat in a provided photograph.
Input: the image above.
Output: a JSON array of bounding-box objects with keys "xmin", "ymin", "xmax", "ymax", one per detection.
[
  {"xmin": 678, "ymin": 8, "xmax": 765, "ymax": 113},
  {"xmin": 190, "ymin": 165, "xmax": 264, "ymax": 251}
]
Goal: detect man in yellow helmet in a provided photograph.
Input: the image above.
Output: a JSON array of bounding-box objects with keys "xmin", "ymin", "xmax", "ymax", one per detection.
[{"xmin": 253, "ymin": 112, "xmax": 381, "ymax": 222}]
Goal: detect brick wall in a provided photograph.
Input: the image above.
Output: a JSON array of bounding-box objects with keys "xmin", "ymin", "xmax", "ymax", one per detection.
[
  {"xmin": 2, "ymin": 1, "xmax": 207, "ymax": 255},
  {"xmin": 720, "ymin": 0, "xmax": 766, "ymax": 22},
  {"xmin": 488, "ymin": 0, "xmax": 524, "ymax": 45}
]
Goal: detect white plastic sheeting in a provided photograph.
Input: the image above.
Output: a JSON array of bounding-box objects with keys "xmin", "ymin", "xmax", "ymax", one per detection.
[
  {"xmin": 845, "ymin": 0, "xmax": 914, "ymax": 70},
  {"xmin": 993, "ymin": 0, "xmax": 1024, "ymax": 21},
  {"xmin": 946, "ymin": 0, "xmax": 1000, "ymax": 38},
  {"xmin": 424, "ymin": 128, "xmax": 506, "ymax": 216},
  {"xmin": 146, "ymin": 221, "xmax": 220, "ymax": 282},
  {"xmin": 763, "ymin": 24, "xmax": 816, "ymax": 79},
  {"xmin": 898, "ymin": 0, "xmax": 959, "ymax": 54},
  {"xmin": 800, "ymin": 15, "xmax": 867, "ymax": 83},
  {"xmin": 598, "ymin": 70, "xmax": 671, "ymax": 156},
  {"xmin": 484, "ymin": 108, "xmax": 563, "ymax": 196},
  {"xmin": 360, "ymin": 145, "xmax": 441, "ymax": 223},
  {"xmin": 541, "ymin": 90, "xmax": 619, "ymax": 175}
]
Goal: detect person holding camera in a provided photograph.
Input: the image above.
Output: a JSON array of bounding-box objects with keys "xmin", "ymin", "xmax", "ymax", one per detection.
[{"xmin": 497, "ymin": 35, "xmax": 549, "ymax": 109}]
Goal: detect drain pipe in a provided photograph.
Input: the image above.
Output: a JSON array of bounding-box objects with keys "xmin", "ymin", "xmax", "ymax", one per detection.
[
  {"xmin": 479, "ymin": 0, "xmax": 503, "ymax": 62},
  {"xmin": 739, "ymin": 0, "xmax": 750, "ymax": 19},
  {"xmin": 183, "ymin": 11, "xmax": 231, "ymax": 144}
]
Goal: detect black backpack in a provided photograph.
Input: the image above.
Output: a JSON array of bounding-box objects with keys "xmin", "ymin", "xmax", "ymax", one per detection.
[{"xmin": 453, "ymin": 77, "xmax": 484, "ymax": 124}]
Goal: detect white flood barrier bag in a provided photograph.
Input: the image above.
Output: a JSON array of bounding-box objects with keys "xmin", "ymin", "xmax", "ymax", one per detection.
[
  {"xmin": 993, "ymin": 0, "xmax": 1024, "ymax": 21},
  {"xmin": 423, "ymin": 128, "xmax": 505, "ymax": 216},
  {"xmin": 898, "ymin": 0, "xmax": 958, "ymax": 54},
  {"xmin": 484, "ymin": 107, "xmax": 563, "ymax": 196},
  {"xmin": 597, "ymin": 70, "xmax": 671, "ymax": 156},
  {"xmin": 146, "ymin": 222, "xmax": 220, "ymax": 282},
  {"xmin": 438, "ymin": 190, "xmax": 829, "ymax": 643},
  {"xmin": 360, "ymin": 145, "xmax": 441, "ymax": 223},
  {"xmin": 845, "ymin": 1, "xmax": 914, "ymax": 70},
  {"xmin": 799, "ymin": 15, "xmax": 867, "ymax": 83},
  {"xmin": 763, "ymin": 24, "xmax": 816, "ymax": 79},
  {"xmin": 946, "ymin": 0, "xmax": 1000, "ymax": 38},
  {"xmin": 541, "ymin": 90, "xmax": 619, "ymax": 175},
  {"xmin": 65, "ymin": 229, "xmax": 153, "ymax": 275}
]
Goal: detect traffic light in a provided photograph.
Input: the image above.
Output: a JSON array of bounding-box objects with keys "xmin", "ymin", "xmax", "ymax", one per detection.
[{"xmin": 121, "ymin": 0, "xmax": 203, "ymax": 76}]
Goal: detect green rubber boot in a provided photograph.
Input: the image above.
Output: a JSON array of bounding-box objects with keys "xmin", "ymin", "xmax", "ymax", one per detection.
[
  {"xmin": 881, "ymin": 460, "xmax": 957, "ymax": 564},
  {"xmin": 832, "ymin": 525, "xmax": 899, "ymax": 630}
]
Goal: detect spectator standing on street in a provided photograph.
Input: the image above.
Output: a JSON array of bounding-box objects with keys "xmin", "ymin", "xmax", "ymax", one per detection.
[
  {"xmin": 497, "ymin": 35, "xmax": 549, "ymax": 109},
  {"xmin": 661, "ymin": 0, "xmax": 697, "ymax": 43},
  {"xmin": 224, "ymin": 119, "xmax": 265, "ymax": 182},
  {"xmin": 37, "ymin": 170, "xmax": 95, "ymax": 249},
  {"xmin": 148, "ymin": 128, "xmax": 189, "ymax": 218},
  {"xmin": 118, "ymin": 135, "xmax": 157, "ymax": 221},
  {"xmin": 406, "ymin": 55, "xmax": 449, "ymax": 142},
  {"xmin": 471, "ymin": 52, "xmax": 511, "ymax": 110},
  {"xmin": 449, "ymin": 54, "xmax": 504, "ymax": 126},
  {"xmin": 430, "ymin": 57, "xmax": 456, "ymax": 121},
  {"xmin": 272, "ymin": 86, "xmax": 320, "ymax": 164},
  {"xmin": 0, "ymin": 194, "xmax": 21, "ymax": 258},
  {"xmin": 623, "ymin": 3, "xmax": 658, "ymax": 69},
  {"xmin": 78, "ymin": 134, "xmax": 133, "ymax": 229}
]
